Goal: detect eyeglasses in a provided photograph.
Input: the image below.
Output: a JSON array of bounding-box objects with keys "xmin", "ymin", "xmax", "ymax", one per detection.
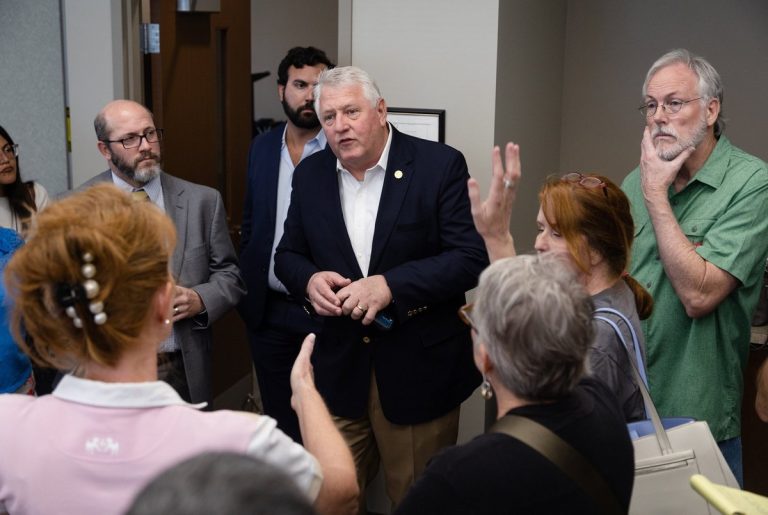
[
  {"xmin": 561, "ymin": 172, "xmax": 607, "ymax": 196},
  {"xmin": 458, "ymin": 303, "xmax": 475, "ymax": 330},
  {"xmin": 638, "ymin": 97, "xmax": 702, "ymax": 118},
  {"xmin": 103, "ymin": 128, "xmax": 164, "ymax": 149},
  {"xmin": 1, "ymin": 144, "xmax": 19, "ymax": 158}
]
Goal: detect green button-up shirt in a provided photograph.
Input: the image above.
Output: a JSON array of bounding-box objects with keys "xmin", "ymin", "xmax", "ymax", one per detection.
[{"xmin": 622, "ymin": 136, "xmax": 768, "ymax": 441}]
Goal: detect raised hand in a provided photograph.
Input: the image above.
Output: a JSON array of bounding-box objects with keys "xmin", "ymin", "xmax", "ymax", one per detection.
[{"xmin": 467, "ymin": 142, "xmax": 520, "ymax": 262}]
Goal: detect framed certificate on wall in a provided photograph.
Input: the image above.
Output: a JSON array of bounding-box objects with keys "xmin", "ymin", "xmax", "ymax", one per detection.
[{"xmin": 387, "ymin": 108, "xmax": 445, "ymax": 143}]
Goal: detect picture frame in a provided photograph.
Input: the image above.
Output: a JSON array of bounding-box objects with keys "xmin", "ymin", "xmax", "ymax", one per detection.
[{"xmin": 387, "ymin": 107, "xmax": 445, "ymax": 143}]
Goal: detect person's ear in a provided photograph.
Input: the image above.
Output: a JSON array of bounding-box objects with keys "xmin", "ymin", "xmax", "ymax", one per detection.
[
  {"xmin": 473, "ymin": 340, "xmax": 493, "ymax": 375},
  {"xmin": 278, "ymin": 84, "xmax": 286, "ymax": 103},
  {"xmin": 377, "ymin": 98, "xmax": 388, "ymax": 127},
  {"xmin": 153, "ymin": 280, "xmax": 174, "ymax": 323},
  {"xmin": 97, "ymin": 141, "xmax": 112, "ymax": 161},
  {"xmin": 588, "ymin": 247, "xmax": 604, "ymax": 267},
  {"xmin": 706, "ymin": 97, "xmax": 720, "ymax": 128}
]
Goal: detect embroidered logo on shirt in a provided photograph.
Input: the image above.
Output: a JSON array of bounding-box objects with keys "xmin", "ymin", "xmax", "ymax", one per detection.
[{"xmin": 85, "ymin": 436, "xmax": 120, "ymax": 455}]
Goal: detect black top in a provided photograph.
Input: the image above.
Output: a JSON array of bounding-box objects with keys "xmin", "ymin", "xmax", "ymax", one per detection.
[{"xmin": 395, "ymin": 378, "xmax": 634, "ymax": 515}]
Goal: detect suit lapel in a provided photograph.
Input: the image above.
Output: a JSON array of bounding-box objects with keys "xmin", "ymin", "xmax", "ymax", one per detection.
[
  {"xmin": 161, "ymin": 173, "xmax": 188, "ymax": 276},
  {"xmin": 369, "ymin": 129, "xmax": 412, "ymax": 273}
]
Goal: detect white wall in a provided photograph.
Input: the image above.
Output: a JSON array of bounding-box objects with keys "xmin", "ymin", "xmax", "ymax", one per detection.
[
  {"xmin": 63, "ymin": 0, "xmax": 125, "ymax": 188},
  {"xmin": 250, "ymin": 0, "xmax": 338, "ymax": 125},
  {"xmin": 494, "ymin": 0, "xmax": 567, "ymax": 254},
  {"xmin": 0, "ymin": 0, "xmax": 69, "ymax": 195},
  {"xmin": 350, "ymin": 0, "xmax": 499, "ymax": 183}
]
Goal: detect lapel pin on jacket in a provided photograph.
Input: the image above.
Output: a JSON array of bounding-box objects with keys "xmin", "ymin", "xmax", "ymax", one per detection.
[{"xmin": 394, "ymin": 170, "xmax": 404, "ymax": 179}]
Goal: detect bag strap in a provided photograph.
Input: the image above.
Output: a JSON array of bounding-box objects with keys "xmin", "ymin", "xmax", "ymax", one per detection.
[
  {"xmin": 593, "ymin": 309, "xmax": 674, "ymax": 455},
  {"xmin": 593, "ymin": 307, "xmax": 648, "ymax": 387},
  {"xmin": 491, "ymin": 415, "xmax": 623, "ymax": 515}
]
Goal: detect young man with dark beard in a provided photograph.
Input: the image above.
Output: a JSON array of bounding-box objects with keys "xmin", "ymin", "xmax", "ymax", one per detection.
[{"xmin": 238, "ymin": 47, "xmax": 334, "ymax": 443}]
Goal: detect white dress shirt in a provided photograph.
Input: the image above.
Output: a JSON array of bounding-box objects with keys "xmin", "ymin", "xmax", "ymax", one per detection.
[
  {"xmin": 268, "ymin": 127, "xmax": 327, "ymax": 292},
  {"xmin": 337, "ymin": 125, "xmax": 393, "ymax": 276}
]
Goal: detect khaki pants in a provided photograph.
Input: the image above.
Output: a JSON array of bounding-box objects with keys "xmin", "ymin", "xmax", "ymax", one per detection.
[{"xmin": 333, "ymin": 373, "xmax": 460, "ymax": 513}]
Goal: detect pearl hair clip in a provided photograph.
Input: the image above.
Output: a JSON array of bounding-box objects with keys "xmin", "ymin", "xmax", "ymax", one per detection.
[{"xmin": 55, "ymin": 252, "xmax": 108, "ymax": 328}]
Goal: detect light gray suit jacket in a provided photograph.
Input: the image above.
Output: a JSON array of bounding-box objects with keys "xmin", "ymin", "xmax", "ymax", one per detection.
[{"xmin": 81, "ymin": 171, "xmax": 246, "ymax": 403}]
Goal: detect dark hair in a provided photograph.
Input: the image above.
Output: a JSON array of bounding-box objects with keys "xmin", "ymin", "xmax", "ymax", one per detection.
[
  {"xmin": 277, "ymin": 46, "xmax": 334, "ymax": 86},
  {"xmin": 0, "ymin": 125, "xmax": 37, "ymax": 224},
  {"xmin": 539, "ymin": 174, "xmax": 654, "ymax": 319},
  {"xmin": 125, "ymin": 452, "xmax": 316, "ymax": 515}
]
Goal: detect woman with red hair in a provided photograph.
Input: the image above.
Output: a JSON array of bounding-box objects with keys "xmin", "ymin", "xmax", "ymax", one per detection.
[{"xmin": 469, "ymin": 143, "xmax": 652, "ymax": 421}]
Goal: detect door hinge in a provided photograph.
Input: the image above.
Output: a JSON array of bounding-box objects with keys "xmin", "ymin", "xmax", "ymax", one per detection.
[{"xmin": 140, "ymin": 23, "xmax": 160, "ymax": 55}]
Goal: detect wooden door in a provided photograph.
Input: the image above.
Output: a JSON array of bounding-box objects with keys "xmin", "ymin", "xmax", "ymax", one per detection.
[{"xmin": 146, "ymin": 0, "xmax": 252, "ymax": 402}]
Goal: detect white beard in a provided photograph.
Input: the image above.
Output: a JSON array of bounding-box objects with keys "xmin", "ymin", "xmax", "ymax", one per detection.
[{"xmin": 652, "ymin": 114, "xmax": 708, "ymax": 161}]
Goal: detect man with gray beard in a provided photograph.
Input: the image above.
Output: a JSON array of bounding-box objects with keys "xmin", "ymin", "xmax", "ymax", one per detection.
[
  {"xmin": 82, "ymin": 99, "xmax": 245, "ymax": 405},
  {"xmin": 621, "ymin": 49, "xmax": 768, "ymax": 486}
]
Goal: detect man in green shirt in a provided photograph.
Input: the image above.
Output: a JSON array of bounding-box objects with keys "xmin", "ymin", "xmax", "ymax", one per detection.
[{"xmin": 622, "ymin": 49, "xmax": 768, "ymax": 486}]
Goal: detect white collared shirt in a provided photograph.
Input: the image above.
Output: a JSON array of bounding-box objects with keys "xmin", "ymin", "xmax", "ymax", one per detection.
[
  {"xmin": 337, "ymin": 125, "xmax": 393, "ymax": 276},
  {"xmin": 54, "ymin": 373, "xmax": 205, "ymax": 408},
  {"xmin": 268, "ymin": 127, "xmax": 327, "ymax": 292}
]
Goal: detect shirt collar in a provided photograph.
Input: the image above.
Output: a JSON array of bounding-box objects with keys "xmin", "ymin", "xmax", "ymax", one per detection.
[
  {"xmin": 336, "ymin": 123, "xmax": 393, "ymax": 176},
  {"xmin": 110, "ymin": 171, "xmax": 163, "ymax": 205},
  {"xmin": 53, "ymin": 374, "xmax": 206, "ymax": 409},
  {"xmin": 280, "ymin": 125, "xmax": 327, "ymax": 153},
  {"xmin": 687, "ymin": 135, "xmax": 732, "ymax": 190}
]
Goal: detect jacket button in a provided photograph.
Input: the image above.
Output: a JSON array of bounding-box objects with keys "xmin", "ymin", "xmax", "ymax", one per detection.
[{"xmin": 362, "ymin": 336, "xmax": 371, "ymax": 344}]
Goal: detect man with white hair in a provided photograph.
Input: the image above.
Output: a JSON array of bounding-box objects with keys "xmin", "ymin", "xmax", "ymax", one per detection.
[
  {"xmin": 275, "ymin": 66, "xmax": 487, "ymax": 510},
  {"xmin": 621, "ymin": 49, "xmax": 768, "ymax": 484}
]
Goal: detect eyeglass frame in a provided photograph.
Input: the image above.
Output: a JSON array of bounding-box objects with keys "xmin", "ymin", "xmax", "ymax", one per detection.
[
  {"xmin": 102, "ymin": 128, "xmax": 164, "ymax": 149},
  {"xmin": 560, "ymin": 172, "xmax": 608, "ymax": 197},
  {"xmin": 458, "ymin": 303, "xmax": 475, "ymax": 330},
  {"xmin": 637, "ymin": 97, "xmax": 702, "ymax": 118},
  {"xmin": 0, "ymin": 143, "xmax": 19, "ymax": 159}
]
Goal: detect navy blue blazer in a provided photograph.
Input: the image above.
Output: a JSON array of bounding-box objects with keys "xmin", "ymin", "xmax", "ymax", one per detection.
[
  {"xmin": 238, "ymin": 124, "xmax": 285, "ymax": 330},
  {"xmin": 275, "ymin": 128, "xmax": 488, "ymax": 424}
]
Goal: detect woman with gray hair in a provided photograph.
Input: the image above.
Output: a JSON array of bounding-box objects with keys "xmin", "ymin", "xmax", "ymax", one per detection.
[{"xmin": 395, "ymin": 254, "xmax": 634, "ymax": 514}]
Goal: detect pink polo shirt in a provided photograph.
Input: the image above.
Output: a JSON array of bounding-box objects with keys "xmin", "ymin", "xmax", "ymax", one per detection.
[{"xmin": 0, "ymin": 375, "xmax": 321, "ymax": 515}]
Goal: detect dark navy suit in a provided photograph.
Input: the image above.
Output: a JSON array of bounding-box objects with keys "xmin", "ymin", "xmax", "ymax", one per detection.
[
  {"xmin": 239, "ymin": 123, "xmax": 322, "ymax": 442},
  {"xmin": 239, "ymin": 124, "xmax": 284, "ymax": 329},
  {"xmin": 275, "ymin": 128, "xmax": 487, "ymax": 425}
]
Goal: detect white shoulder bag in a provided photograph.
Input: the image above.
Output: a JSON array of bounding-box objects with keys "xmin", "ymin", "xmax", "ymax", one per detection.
[{"xmin": 594, "ymin": 308, "xmax": 739, "ymax": 514}]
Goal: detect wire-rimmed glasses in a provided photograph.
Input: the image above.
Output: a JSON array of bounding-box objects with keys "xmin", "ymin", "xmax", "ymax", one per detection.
[{"xmin": 638, "ymin": 97, "xmax": 702, "ymax": 118}]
